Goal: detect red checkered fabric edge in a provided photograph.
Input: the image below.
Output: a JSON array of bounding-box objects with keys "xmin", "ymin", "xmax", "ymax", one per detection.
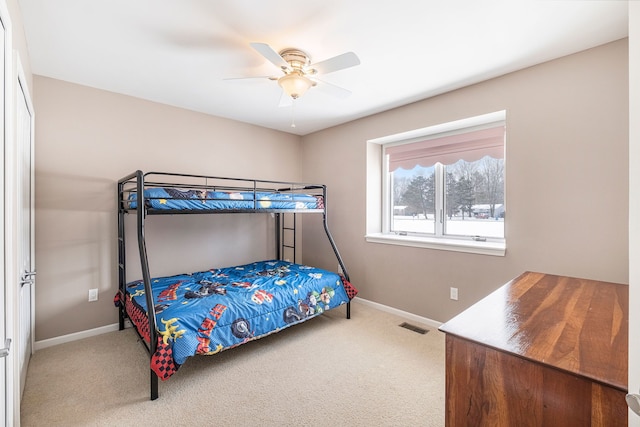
[
  {"xmin": 151, "ymin": 337, "xmax": 179, "ymax": 380},
  {"xmin": 113, "ymin": 291, "xmax": 122, "ymax": 307},
  {"xmin": 125, "ymin": 294, "xmax": 179, "ymax": 380},
  {"xmin": 341, "ymin": 276, "xmax": 358, "ymax": 300},
  {"xmin": 125, "ymin": 296, "xmax": 150, "ymax": 343}
]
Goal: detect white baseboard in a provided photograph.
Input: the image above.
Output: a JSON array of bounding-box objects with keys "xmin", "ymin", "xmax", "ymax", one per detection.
[
  {"xmin": 352, "ymin": 297, "xmax": 443, "ymax": 329},
  {"xmin": 34, "ymin": 320, "xmax": 132, "ymax": 351},
  {"xmin": 34, "ymin": 300, "xmax": 440, "ymax": 351}
]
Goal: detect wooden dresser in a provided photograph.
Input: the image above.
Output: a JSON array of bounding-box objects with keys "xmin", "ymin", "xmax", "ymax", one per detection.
[{"xmin": 439, "ymin": 272, "xmax": 628, "ymax": 427}]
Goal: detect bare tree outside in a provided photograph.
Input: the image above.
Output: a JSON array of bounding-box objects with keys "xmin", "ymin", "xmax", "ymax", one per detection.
[
  {"xmin": 393, "ymin": 175, "xmax": 410, "ymax": 205},
  {"xmin": 478, "ymin": 157, "xmax": 504, "ymax": 218},
  {"xmin": 446, "ymin": 160, "xmax": 479, "ymax": 220}
]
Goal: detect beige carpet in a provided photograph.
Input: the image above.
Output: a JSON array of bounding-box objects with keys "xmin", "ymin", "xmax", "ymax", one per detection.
[{"xmin": 21, "ymin": 301, "xmax": 445, "ymax": 426}]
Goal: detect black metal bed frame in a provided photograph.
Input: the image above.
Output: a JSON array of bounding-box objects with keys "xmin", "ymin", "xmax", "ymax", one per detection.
[{"xmin": 117, "ymin": 170, "xmax": 351, "ymax": 400}]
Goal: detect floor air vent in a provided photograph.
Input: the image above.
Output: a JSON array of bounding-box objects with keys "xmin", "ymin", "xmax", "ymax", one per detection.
[{"xmin": 399, "ymin": 322, "xmax": 429, "ymax": 335}]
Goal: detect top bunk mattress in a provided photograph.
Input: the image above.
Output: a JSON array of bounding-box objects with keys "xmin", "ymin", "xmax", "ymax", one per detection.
[{"xmin": 128, "ymin": 187, "xmax": 324, "ymax": 211}]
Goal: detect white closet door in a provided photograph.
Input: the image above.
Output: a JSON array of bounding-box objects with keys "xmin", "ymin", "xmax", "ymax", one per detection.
[
  {"xmin": 15, "ymin": 57, "xmax": 34, "ymax": 398},
  {"xmin": 0, "ymin": 5, "xmax": 6, "ymax": 426}
]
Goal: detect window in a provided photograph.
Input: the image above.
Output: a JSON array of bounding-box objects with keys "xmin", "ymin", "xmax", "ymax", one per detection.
[{"xmin": 368, "ymin": 111, "xmax": 506, "ymax": 256}]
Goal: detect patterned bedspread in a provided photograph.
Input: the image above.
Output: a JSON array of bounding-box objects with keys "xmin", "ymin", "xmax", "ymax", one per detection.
[
  {"xmin": 119, "ymin": 260, "xmax": 357, "ymax": 380},
  {"xmin": 128, "ymin": 187, "xmax": 323, "ymax": 211}
]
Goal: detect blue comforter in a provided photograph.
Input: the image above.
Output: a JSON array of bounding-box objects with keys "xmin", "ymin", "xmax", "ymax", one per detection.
[
  {"xmin": 128, "ymin": 187, "xmax": 322, "ymax": 210},
  {"xmin": 123, "ymin": 260, "xmax": 353, "ymax": 379}
]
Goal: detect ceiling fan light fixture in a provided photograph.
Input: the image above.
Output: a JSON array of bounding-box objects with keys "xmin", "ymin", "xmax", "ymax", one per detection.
[{"xmin": 278, "ymin": 72, "xmax": 312, "ymax": 99}]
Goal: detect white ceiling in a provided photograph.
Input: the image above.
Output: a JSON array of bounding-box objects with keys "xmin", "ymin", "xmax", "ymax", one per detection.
[{"xmin": 17, "ymin": 0, "xmax": 629, "ymax": 136}]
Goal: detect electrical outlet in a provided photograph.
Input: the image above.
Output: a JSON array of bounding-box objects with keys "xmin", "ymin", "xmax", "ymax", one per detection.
[
  {"xmin": 88, "ymin": 288, "xmax": 99, "ymax": 302},
  {"xmin": 450, "ymin": 287, "xmax": 458, "ymax": 301}
]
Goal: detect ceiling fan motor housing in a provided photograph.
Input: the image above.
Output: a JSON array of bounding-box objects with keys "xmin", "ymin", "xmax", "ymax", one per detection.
[{"xmin": 279, "ymin": 48, "xmax": 314, "ymax": 74}]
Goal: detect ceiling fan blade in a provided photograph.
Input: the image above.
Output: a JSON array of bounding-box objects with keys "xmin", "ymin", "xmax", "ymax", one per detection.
[
  {"xmin": 223, "ymin": 76, "xmax": 276, "ymax": 81},
  {"xmin": 313, "ymin": 78, "xmax": 352, "ymax": 99},
  {"xmin": 310, "ymin": 52, "xmax": 360, "ymax": 75},
  {"xmin": 250, "ymin": 42, "xmax": 289, "ymax": 70}
]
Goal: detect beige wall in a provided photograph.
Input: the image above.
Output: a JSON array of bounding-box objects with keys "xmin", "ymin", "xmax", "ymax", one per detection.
[
  {"xmin": 33, "ymin": 39, "xmax": 629, "ymax": 341},
  {"xmin": 33, "ymin": 76, "xmax": 302, "ymax": 341},
  {"xmin": 301, "ymin": 39, "xmax": 629, "ymax": 323}
]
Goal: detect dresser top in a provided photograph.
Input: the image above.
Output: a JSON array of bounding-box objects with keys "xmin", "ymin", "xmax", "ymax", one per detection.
[{"xmin": 439, "ymin": 271, "xmax": 628, "ymax": 391}]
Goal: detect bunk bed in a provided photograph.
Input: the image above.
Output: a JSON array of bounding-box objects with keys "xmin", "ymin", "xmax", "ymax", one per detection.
[{"xmin": 116, "ymin": 170, "xmax": 357, "ymax": 400}]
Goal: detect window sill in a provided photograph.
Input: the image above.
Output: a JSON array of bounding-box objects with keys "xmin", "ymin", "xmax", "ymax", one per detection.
[{"xmin": 365, "ymin": 233, "xmax": 506, "ymax": 257}]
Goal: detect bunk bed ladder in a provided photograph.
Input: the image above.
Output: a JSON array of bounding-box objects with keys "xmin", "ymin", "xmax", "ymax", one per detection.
[
  {"xmin": 281, "ymin": 213, "xmax": 296, "ymax": 263},
  {"xmin": 274, "ymin": 212, "xmax": 296, "ymax": 263}
]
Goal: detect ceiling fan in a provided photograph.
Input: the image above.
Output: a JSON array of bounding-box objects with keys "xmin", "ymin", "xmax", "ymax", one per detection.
[{"xmin": 232, "ymin": 42, "xmax": 360, "ymax": 103}]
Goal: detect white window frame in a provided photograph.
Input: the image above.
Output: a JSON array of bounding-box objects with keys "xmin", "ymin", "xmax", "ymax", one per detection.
[{"xmin": 366, "ymin": 111, "xmax": 506, "ymax": 257}]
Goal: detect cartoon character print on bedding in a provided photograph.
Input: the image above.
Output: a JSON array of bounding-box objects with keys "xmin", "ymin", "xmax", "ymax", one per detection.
[
  {"xmin": 122, "ymin": 282, "xmax": 172, "ymax": 319},
  {"xmin": 126, "ymin": 260, "xmax": 352, "ymax": 378},
  {"xmin": 236, "ymin": 262, "xmax": 341, "ymax": 328},
  {"xmin": 184, "ymin": 279, "xmax": 227, "ymax": 299},
  {"xmin": 283, "ymin": 286, "xmax": 337, "ymax": 324},
  {"xmin": 196, "ymin": 304, "xmax": 227, "ymax": 355},
  {"xmin": 164, "ymin": 187, "xmax": 208, "ymax": 204},
  {"xmin": 155, "ymin": 277, "xmax": 230, "ymax": 363},
  {"xmin": 272, "ymin": 263, "xmax": 337, "ymax": 323},
  {"xmin": 256, "ymin": 264, "xmax": 291, "ymax": 278},
  {"xmin": 182, "ymin": 278, "xmax": 251, "ymax": 350},
  {"xmin": 157, "ymin": 282, "xmax": 181, "ymax": 302},
  {"xmin": 188, "ymin": 264, "xmax": 293, "ymax": 347},
  {"xmin": 225, "ymin": 264, "xmax": 289, "ymax": 342}
]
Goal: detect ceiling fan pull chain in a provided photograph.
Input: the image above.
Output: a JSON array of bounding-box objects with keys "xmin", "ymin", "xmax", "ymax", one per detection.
[{"xmin": 290, "ymin": 99, "xmax": 297, "ymax": 128}]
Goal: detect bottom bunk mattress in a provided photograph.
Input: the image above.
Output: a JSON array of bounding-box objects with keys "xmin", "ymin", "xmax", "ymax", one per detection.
[{"xmin": 118, "ymin": 260, "xmax": 358, "ymax": 380}]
